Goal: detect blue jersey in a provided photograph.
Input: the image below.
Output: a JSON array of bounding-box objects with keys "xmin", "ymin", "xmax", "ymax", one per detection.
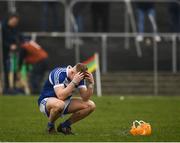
[{"xmin": 38, "ymin": 66, "xmax": 86, "ymax": 105}]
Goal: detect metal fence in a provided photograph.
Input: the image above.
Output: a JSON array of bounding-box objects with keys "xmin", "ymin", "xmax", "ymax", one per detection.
[
  {"xmin": 1, "ymin": 0, "xmax": 180, "ymax": 95},
  {"xmin": 21, "ymin": 32, "xmax": 180, "ymax": 95}
]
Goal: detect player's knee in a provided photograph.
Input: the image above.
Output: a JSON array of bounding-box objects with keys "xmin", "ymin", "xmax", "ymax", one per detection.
[
  {"xmin": 53, "ymin": 100, "xmax": 65, "ymax": 112},
  {"xmin": 87, "ymin": 100, "xmax": 96, "ymax": 112}
]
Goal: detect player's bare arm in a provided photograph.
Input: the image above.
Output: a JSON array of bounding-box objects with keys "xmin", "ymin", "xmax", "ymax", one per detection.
[
  {"xmin": 54, "ymin": 72, "xmax": 84, "ymax": 101},
  {"xmin": 79, "ymin": 72, "xmax": 95, "ymax": 101}
]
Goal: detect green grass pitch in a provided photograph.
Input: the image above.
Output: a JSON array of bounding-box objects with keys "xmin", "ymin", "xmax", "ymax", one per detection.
[{"xmin": 0, "ymin": 95, "xmax": 180, "ymax": 142}]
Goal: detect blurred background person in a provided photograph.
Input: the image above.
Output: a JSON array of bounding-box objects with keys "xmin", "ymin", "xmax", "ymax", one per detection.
[
  {"xmin": 91, "ymin": 2, "xmax": 110, "ymax": 32},
  {"xmin": 73, "ymin": 3, "xmax": 87, "ymax": 33},
  {"xmin": 72, "ymin": 3, "xmax": 88, "ymax": 45},
  {"xmin": 2, "ymin": 13, "xmax": 20, "ymax": 94},
  {"xmin": 41, "ymin": 2, "xmax": 60, "ymax": 32},
  {"xmin": 169, "ymin": 2, "xmax": 180, "ymax": 33},
  {"xmin": 19, "ymin": 38, "xmax": 48, "ymax": 94},
  {"xmin": 135, "ymin": 2, "xmax": 161, "ymax": 42}
]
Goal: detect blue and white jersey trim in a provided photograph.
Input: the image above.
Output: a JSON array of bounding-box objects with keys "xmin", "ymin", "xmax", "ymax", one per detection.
[
  {"xmin": 53, "ymin": 84, "xmax": 64, "ymax": 89},
  {"xmin": 49, "ymin": 73, "xmax": 53, "ymax": 85},
  {"xmin": 54, "ymin": 68, "xmax": 65, "ymax": 85},
  {"xmin": 48, "ymin": 66, "xmax": 86, "ymax": 89},
  {"xmin": 48, "ymin": 67, "xmax": 66, "ymax": 85}
]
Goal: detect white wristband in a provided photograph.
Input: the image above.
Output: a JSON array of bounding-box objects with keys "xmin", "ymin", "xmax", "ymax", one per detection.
[{"xmin": 72, "ymin": 80, "xmax": 78, "ymax": 86}]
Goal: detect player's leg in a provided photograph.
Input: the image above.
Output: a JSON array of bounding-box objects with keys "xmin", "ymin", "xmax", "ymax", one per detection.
[
  {"xmin": 67, "ymin": 98, "xmax": 96, "ymax": 124},
  {"xmin": 57, "ymin": 98, "xmax": 96, "ymax": 134},
  {"xmin": 46, "ymin": 97, "xmax": 65, "ymax": 123},
  {"xmin": 42, "ymin": 97, "xmax": 65, "ymax": 133}
]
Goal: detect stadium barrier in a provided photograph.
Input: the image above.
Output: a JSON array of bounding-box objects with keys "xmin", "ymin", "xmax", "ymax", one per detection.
[
  {"xmin": 1, "ymin": 0, "xmax": 180, "ymax": 95},
  {"xmin": 0, "ymin": 23, "xmax": 4, "ymax": 94},
  {"xmin": 22, "ymin": 32, "xmax": 180, "ymax": 95}
]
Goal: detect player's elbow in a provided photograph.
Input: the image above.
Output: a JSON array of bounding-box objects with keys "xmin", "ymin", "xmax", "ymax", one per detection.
[
  {"xmin": 54, "ymin": 88, "xmax": 68, "ymax": 101},
  {"xmin": 81, "ymin": 92, "xmax": 93, "ymax": 101},
  {"xmin": 57, "ymin": 93, "xmax": 66, "ymax": 101},
  {"xmin": 55, "ymin": 91, "xmax": 66, "ymax": 101}
]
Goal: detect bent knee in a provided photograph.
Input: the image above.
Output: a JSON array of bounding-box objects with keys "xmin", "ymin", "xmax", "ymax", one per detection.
[
  {"xmin": 86, "ymin": 100, "xmax": 96, "ymax": 111},
  {"xmin": 53, "ymin": 100, "xmax": 65, "ymax": 112}
]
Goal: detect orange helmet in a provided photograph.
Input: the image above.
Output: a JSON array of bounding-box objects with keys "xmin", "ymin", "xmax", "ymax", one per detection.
[{"xmin": 130, "ymin": 120, "xmax": 152, "ymax": 136}]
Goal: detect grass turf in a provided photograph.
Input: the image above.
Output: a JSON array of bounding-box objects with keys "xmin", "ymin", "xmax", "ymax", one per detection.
[{"xmin": 0, "ymin": 95, "xmax": 180, "ymax": 142}]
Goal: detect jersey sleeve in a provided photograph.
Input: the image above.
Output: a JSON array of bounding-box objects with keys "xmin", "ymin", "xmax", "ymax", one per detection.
[
  {"xmin": 77, "ymin": 79, "xmax": 87, "ymax": 89},
  {"xmin": 49, "ymin": 70, "xmax": 65, "ymax": 89}
]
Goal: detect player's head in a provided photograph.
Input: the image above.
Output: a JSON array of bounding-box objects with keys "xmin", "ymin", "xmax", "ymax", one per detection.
[
  {"xmin": 7, "ymin": 13, "xmax": 20, "ymax": 28},
  {"xmin": 75, "ymin": 63, "xmax": 88, "ymax": 73},
  {"xmin": 68, "ymin": 63, "xmax": 88, "ymax": 80}
]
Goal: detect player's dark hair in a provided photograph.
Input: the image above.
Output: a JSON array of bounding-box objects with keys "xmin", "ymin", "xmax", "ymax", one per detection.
[{"xmin": 75, "ymin": 63, "xmax": 88, "ymax": 73}]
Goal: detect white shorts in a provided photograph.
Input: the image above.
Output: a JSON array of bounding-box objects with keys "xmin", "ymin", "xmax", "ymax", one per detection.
[{"xmin": 39, "ymin": 97, "xmax": 71, "ymax": 117}]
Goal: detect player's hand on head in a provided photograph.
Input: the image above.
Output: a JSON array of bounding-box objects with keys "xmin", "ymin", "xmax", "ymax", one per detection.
[
  {"xmin": 85, "ymin": 72, "xmax": 94, "ymax": 84},
  {"xmin": 73, "ymin": 72, "xmax": 84, "ymax": 84}
]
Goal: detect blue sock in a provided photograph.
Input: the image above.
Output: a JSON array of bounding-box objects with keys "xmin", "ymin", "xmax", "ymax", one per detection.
[
  {"xmin": 61, "ymin": 120, "xmax": 71, "ymax": 128},
  {"xmin": 48, "ymin": 122, "xmax": 54, "ymax": 128}
]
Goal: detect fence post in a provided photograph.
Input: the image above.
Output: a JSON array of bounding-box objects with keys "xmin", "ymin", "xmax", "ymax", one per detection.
[
  {"xmin": 31, "ymin": 33, "xmax": 37, "ymax": 41},
  {"xmin": 95, "ymin": 53, "xmax": 102, "ymax": 97},
  {"xmin": 172, "ymin": 34, "xmax": 177, "ymax": 73},
  {"xmin": 0, "ymin": 23, "xmax": 4, "ymax": 94},
  {"xmin": 125, "ymin": 0, "xmax": 142, "ymax": 57},
  {"xmin": 65, "ymin": 0, "xmax": 72, "ymax": 49},
  {"xmin": 75, "ymin": 41, "xmax": 80, "ymax": 63},
  {"xmin": 7, "ymin": 0, "xmax": 16, "ymax": 13},
  {"xmin": 101, "ymin": 34, "xmax": 108, "ymax": 74},
  {"xmin": 124, "ymin": 7, "xmax": 130, "ymax": 50},
  {"xmin": 153, "ymin": 38, "xmax": 158, "ymax": 95}
]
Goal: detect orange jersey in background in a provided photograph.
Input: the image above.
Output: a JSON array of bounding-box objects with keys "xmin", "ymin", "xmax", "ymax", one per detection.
[{"xmin": 21, "ymin": 41, "xmax": 48, "ymax": 64}]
